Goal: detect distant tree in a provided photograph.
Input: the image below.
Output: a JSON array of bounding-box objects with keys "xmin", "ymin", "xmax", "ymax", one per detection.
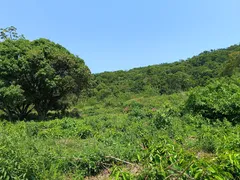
[
  {"xmin": 0, "ymin": 26, "xmax": 24, "ymax": 41},
  {"xmin": 167, "ymin": 72, "xmax": 194, "ymax": 93},
  {"xmin": 0, "ymin": 38, "xmax": 91, "ymax": 120},
  {"xmin": 90, "ymin": 41, "xmax": 234, "ymax": 99},
  {"xmin": 222, "ymin": 52, "xmax": 240, "ymax": 76}
]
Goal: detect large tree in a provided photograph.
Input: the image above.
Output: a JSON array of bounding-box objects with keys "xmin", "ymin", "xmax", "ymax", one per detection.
[{"xmin": 0, "ymin": 37, "xmax": 91, "ymax": 120}]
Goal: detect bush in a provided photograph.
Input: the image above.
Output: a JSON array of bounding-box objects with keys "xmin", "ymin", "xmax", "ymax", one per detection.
[
  {"xmin": 154, "ymin": 112, "xmax": 170, "ymax": 129},
  {"xmin": 185, "ymin": 77, "xmax": 240, "ymax": 123}
]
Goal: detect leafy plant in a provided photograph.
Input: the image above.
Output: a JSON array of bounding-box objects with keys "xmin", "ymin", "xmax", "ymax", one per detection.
[{"xmin": 185, "ymin": 77, "xmax": 240, "ymax": 123}]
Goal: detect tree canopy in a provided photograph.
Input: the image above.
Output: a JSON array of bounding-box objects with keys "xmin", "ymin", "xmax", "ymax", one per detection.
[
  {"xmin": 0, "ymin": 26, "xmax": 24, "ymax": 41},
  {"xmin": 91, "ymin": 44, "xmax": 240, "ymax": 100},
  {"xmin": 0, "ymin": 34, "xmax": 91, "ymax": 120}
]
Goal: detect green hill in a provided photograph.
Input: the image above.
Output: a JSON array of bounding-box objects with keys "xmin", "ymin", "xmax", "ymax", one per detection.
[
  {"xmin": 1, "ymin": 33, "xmax": 240, "ymax": 179},
  {"xmin": 92, "ymin": 44, "xmax": 240, "ymax": 100}
]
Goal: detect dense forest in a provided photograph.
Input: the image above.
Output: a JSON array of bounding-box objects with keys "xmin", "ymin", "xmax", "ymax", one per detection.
[
  {"xmin": 92, "ymin": 44, "xmax": 240, "ymax": 99},
  {"xmin": 0, "ymin": 27, "xmax": 240, "ymax": 179}
]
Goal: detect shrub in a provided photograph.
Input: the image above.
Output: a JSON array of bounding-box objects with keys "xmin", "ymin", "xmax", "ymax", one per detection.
[{"xmin": 185, "ymin": 77, "xmax": 240, "ymax": 123}]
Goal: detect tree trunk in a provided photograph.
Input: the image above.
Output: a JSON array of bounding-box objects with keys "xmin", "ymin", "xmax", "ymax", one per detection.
[
  {"xmin": 36, "ymin": 108, "xmax": 48, "ymax": 120},
  {"xmin": 16, "ymin": 104, "xmax": 33, "ymax": 120},
  {"xmin": 6, "ymin": 109, "xmax": 13, "ymax": 122}
]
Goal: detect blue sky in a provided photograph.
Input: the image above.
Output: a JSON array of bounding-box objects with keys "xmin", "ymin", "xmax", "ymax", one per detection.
[{"xmin": 1, "ymin": 0, "xmax": 240, "ymax": 73}]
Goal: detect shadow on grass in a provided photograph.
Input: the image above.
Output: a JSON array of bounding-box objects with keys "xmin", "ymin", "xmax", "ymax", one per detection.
[{"xmin": 0, "ymin": 108, "xmax": 82, "ymax": 122}]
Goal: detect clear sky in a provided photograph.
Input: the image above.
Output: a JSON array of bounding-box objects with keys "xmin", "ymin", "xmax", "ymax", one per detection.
[{"xmin": 1, "ymin": 0, "xmax": 240, "ymax": 73}]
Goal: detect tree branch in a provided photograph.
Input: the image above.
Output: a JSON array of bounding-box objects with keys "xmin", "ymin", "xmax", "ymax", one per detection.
[{"xmin": 105, "ymin": 156, "xmax": 134, "ymax": 165}]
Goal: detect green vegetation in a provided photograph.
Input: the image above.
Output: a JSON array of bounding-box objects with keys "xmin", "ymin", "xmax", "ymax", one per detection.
[
  {"xmin": 0, "ymin": 27, "xmax": 91, "ymax": 120},
  {"xmin": 1, "ymin": 90, "xmax": 240, "ymax": 179},
  {"xmin": 91, "ymin": 44, "xmax": 240, "ymax": 101},
  {"xmin": 185, "ymin": 77, "xmax": 240, "ymax": 123},
  {"xmin": 0, "ymin": 27, "xmax": 240, "ymax": 179}
]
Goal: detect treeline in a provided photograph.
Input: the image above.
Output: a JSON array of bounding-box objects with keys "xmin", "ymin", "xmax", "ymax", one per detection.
[
  {"xmin": 1, "ymin": 26, "xmax": 240, "ymax": 121},
  {"xmin": 91, "ymin": 44, "xmax": 240, "ymax": 99}
]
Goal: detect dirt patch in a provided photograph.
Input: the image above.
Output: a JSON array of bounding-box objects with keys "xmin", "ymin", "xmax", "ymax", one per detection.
[
  {"xmin": 85, "ymin": 169, "xmax": 111, "ymax": 180},
  {"xmin": 196, "ymin": 151, "xmax": 215, "ymax": 159}
]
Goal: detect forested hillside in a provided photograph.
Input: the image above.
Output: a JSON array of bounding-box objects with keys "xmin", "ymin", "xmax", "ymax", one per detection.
[
  {"xmin": 1, "ymin": 27, "xmax": 240, "ymax": 179},
  {"xmin": 92, "ymin": 44, "xmax": 240, "ymax": 99}
]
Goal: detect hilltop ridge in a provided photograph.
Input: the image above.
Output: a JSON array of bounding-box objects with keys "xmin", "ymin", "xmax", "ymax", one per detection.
[{"xmin": 91, "ymin": 44, "xmax": 240, "ymax": 100}]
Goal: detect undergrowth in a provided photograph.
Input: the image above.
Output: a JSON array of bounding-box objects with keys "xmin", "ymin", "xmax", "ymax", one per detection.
[{"xmin": 0, "ymin": 92, "xmax": 240, "ymax": 179}]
